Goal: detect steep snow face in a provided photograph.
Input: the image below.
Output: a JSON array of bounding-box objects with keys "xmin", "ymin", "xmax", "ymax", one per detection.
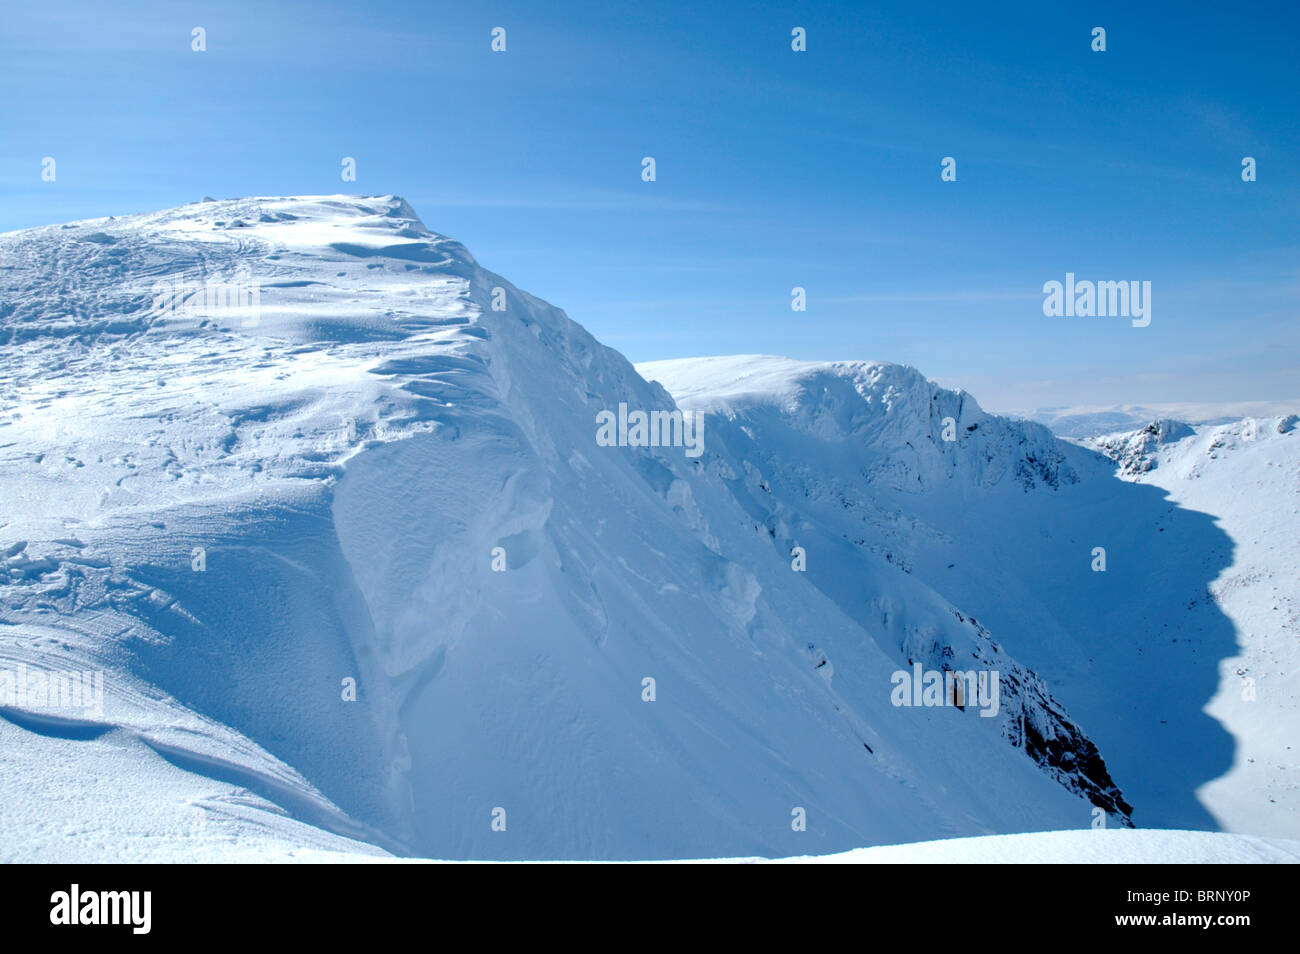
[
  {"xmin": 2, "ymin": 197, "xmax": 1126, "ymax": 861},
  {"xmin": 1080, "ymin": 416, "xmax": 1300, "ymax": 837},
  {"xmin": 640, "ymin": 356, "xmax": 1131, "ymax": 819},
  {"xmin": 643, "ymin": 355, "xmax": 1076, "ymax": 493},
  {"xmin": 643, "ymin": 356, "xmax": 1299, "ymax": 839}
]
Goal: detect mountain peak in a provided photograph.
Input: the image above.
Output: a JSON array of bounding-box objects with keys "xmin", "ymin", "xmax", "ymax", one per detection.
[{"xmin": 0, "ymin": 195, "xmax": 487, "ymax": 346}]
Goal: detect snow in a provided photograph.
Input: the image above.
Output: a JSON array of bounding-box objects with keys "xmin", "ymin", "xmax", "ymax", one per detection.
[
  {"xmin": 777, "ymin": 828, "xmax": 1300, "ymax": 864},
  {"xmin": 642, "ymin": 355, "xmax": 1300, "ymax": 840},
  {"xmin": 1, "ymin": 197, "xmax": 1293, "ymax": 862},
  {"xmin": 1018, "ymin": 401, "xmax": 1300, "ymax": 439},
  {"xmin": 1080, "ymin": 417, "xmax": 1300, "ymax": 837}
]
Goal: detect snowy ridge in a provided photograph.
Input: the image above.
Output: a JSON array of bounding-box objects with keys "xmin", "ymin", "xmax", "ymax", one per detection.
[
  {"xmin": 1086, "ymin": 419, "xmax": 1198, "ymax": 475},
  {"xmin": 1086, "ymin": 414, "xmax": 1298, "ymax": 477},
  {"xmin": 641, "ymin": 355, "xmax": 1076, "ymax": 493}
]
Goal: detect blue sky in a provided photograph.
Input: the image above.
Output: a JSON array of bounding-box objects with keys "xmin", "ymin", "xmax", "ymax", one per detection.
[{"xmin": 2, "ymin": 0, "xmax": 1296, "ymax": 410}]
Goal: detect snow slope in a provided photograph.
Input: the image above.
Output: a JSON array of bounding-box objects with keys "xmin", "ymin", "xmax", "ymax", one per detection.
[
  {"xmin": 21, "ymin": 827, "xmax": 1295, "ymax": 865},
  {"xmin": 778, "ymin": 828, "xmax": 1300, "ymax": 864},
  {"xmin": 0, "ymin": 197, "xmax": 1260, "ymax": 862},
  {"xmin": 640, "ymin": 356, "xmax": 1299, "ymax": 840},
  {"xmin": 1081, "ymin": 416, "xmax": 1300, "ymax": 835}
]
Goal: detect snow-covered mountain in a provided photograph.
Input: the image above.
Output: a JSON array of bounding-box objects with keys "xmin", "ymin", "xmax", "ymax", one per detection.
[
  {"xmin": 0, "ymin": 196, "xmax": 1291, "ymax": 861},
  {"xmin": 642, "ymin": 356, "xmax": 1300, "ymax": 841}
]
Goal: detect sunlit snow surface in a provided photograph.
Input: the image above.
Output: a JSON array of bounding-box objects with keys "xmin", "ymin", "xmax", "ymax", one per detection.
[
  {"xmin": 643, "ymin": 357, "xmax": 1300, "ymax": 841},
  {"xmin": 1, "ymin": 197, "xmax": 1294, "ymax": 862}
]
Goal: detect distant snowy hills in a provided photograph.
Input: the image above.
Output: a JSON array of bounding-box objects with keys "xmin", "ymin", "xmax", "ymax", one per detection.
[
  {"xmin": 1, "ymin": 197, "xmax": 1294, "ymax": 861},
  {"xmin": 1020, "ymin": 402, "xmax": 1300, "ymax": 439}
]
